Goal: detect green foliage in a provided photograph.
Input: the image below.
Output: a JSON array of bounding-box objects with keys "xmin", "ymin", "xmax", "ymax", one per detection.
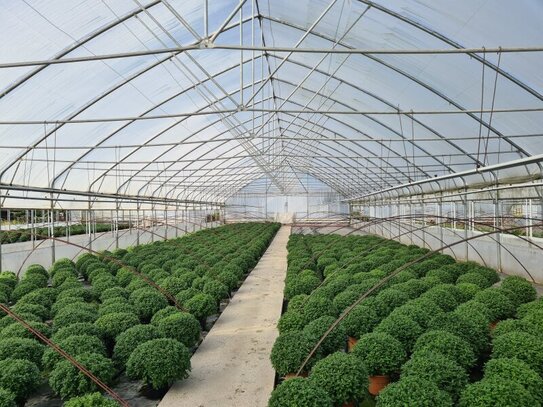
[
  {"xmin": 0, "ymin": 272, "xmax": 17, "ymax": 289},
  {"xmin": 12, "ymin": 302, "xmax": 49, "ymax": 321},
  {"xmin": 374, "ymin": 289, "xmax": 409, "ymax": 318},
  {"xmin": 277, "ymin": 311, "xmax": 306, "ymax": 334},
  {"xmin": 126, "ymin": 338, "xmax": 191, "ymax": 390},
  {"xmin": 288, "ymin": 295, "xmax": 309, "ymax": 314},
  {"xmin": 271, "ymin": 331, "xmax": 315, "ymax": 376},
  {"xmin": 402, "ymin": 351, "xmax": 468, "ymax": 401},
  {"xmin": 428, "ymin": 312, "xmax": 489, "ymax": 354},
  {"xmin": 284, "ymin": 274, "xmax": 321, "ymax": 300},
  {"xmin": 0, "ymin": 320, "xmax": 51, "ymax": 340},
  {"xmin": 492, "ymin": 331, "xmax": 543, "ymax": 375},
  {"xmin": 184, "ymin": 293, "xmax": 217, "ymax": 321},
  {"xmin": 303, "ymin": 294, "xmax": 338, "ymax": 324},
  {"xmin": 16, "ymin": 287, "xmax": 58, "ymax": 307},
  {"xmin": 0, "ymin": 338, "xmax": 44, "ymax": 367},
  {"xmin": 64, "ymin": 392, "xmax": 119, "ymax": 407},
  {"xmin": 0, "ymin": 388, "xmax": 16, "ymax": 407},
  {"xmin": 484, "ymin": 357, "xmax": 543, "ymax": 402},
  {"xmin": 455, "ymin": 282, "xmax": 481, "ymax": 302},
  {"xmin": 302, "ymin": 316, "xmax": 346, "ymax": 355},
  {"xmin": 202, "ymin": 279, "xmax": 230, "ymax": 302},
  {"xmin": 342, "ymin": 304, "xmax": 381, "ymax": 340},
  {"xmin": 49, "ymin": 353, "xmax": 116, "ymax": 399},
  {"xmin": 309, "ymin": 353, "xmax": 368, "ymax": 404},
  {"xmin": 268, "ymin": 378, "xmax": 333, "ymax": 407},
  {"xmin": 473, "ymin": 288, "xmax": 516, "ymax": 321},
  {"xmin": 454, "ymin": 300, "xmax": 492, "ymax": 326},
  {"xmin": 413, "ymin": 330, "xmax": 476, "ymax": 369},
  {"xmin": 157, "ymin": 312, "xmax": 200, "ymax": 348},
  {"xmin": 42, "ymin": 334, "xmax": 106, "ymax": 370},
  {"xmin": 375, "ymin": 313, "xmax": 423, "ymax": 352},
  {"xmin": 150, "ymin": 306, "xmax": 179, "ymax": 325},
  {"xmin": 94, "ymin": 312, "xmax": 140, "ymax": 340},
  {"xmin": 113, "ymin": 324, "xmax": 163, "ymax": 367},
  {"xmin": 98, "ymin": 302, "xmax": 137, "ymax": 317},
  {"xmin": 51, "ymin": 323, "xmax": 105, "ymax": 343},
  {"xmin": 352, "ymin": 332, "xmax": 406, "ymax": 376},
  {"xmin": 456, "ymin": 272, "xmax": 492, "ymax": 288},
  {"xmin": 56, "ymin": 287, "xmax": 93, "ymax": 303},
  {"xmin": 458, "ymin": 378, "xmax": 538, "ymax": 407},
  {"xmin": 0, "ymin": 358, "xmax": 41, "ymax": 401},
  {"xmin": 421, "ymin": 286, "xmax": 458, "ymax": 312},
  {"xmin": 129, "ymin": 288, "xmax": 168, "ymax": 321},
  {"xmin": 53, "ymin": 304, "xmax": 98, "ymax": 329},
  {"xmin": 517, "ymin": 298, "xmax": 543, "ymax": 318},
  {"xmin": 376, "ymin": 377, "xmax": 453, "ymax": 407},
  {"xmin": 501, "ymin": 276, "xmax": 536, "ymax": 306},
  {"xmin": 99, "ymin": 287, "xmax": 128, "ymax": 302}
]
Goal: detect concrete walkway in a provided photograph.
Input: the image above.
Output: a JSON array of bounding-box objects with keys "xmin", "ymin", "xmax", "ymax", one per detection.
[{"xmin": 159, "ymin": 226, "xmax": 290, "ymax": 407}]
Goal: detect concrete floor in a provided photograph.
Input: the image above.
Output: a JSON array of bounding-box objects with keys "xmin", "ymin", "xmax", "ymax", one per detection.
[{"xmin": 159, "ymin": 226, "xmax": 290, "ymax": 407}]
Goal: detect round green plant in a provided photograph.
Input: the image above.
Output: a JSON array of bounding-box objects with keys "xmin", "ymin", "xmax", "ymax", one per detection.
[
  {"xmin": 64, "ymin": 392, "xmax": 119, "ymax": 407},
  {"xmin": 94, "ymin": 312, "xmax": 140, "ymax": 340},
  {"xmin": 157, "ymin": 312, "xmax": 201, "ymax": 348},
  {"xmin": 413, "ymin": 330, "xmax": 476, "ymax": 370},
  {"xmin": 126, "ymin": 338, "xmax": 191, "ymax": 390},
  {"xmin": 129, "ymin": 288, "xmax": 168, "ymax": 321},
  {"xmin": 501, "ymin": 276, "xmax": 536, "ymax": 306},
  {"xmin": 49, "ymin": 353, "xmax": 116, "ymax": 399},
  {"xmin": 376, "ymin": 376, "xmax": 453, "ymax": 407},
  {"xmin": 184, "ymin": 293, "xmax": 217, "ymax": 322},
  {"xmin": 458, "ymin": 378, "xmax": 538, "ymax": 407},
  {"xmin": 270, "ymin": 331, "xmax": 315, "ymax": 376},
  {"xmin": 402, "ymin": 351, "xmax": 468, "ymax": 401},
  {"xmin": 0, "ymin": 388, "xmax": 16, "ymax": 407},
  {"xmin": 0, "ymin": 358, "xmax": 41, "ymax": 401},
  {"xmin": 375, "ymin": 313, "xmax": 423, "ymax": 352},
  {"xmin": 268, "ymin": 377, "xmax": 333, "ymax": 407},
  {"xmin": 277, "ymin": 311, "xmax": 306, "ymax": 334},
  {"xmin": 42, "ymin": 334, "xmax": 106, "ymax": 370},
  {"xmin": 352, "ymin": 332, "xmax": 406, "ymax": 376},
  {"xmin": 491, "ymin": 331, "xmax": 543, "ymax": 375},
  {"xmin": 0, "ymin": 338, "xmax": 44, "ymax": 367},
  {"xmin": 113, "ymin": 324, "xmax": 163, "ymax": 367},
  {"xmin": 309, "ymin": 353, "xmax": 368, "ymax": 405},
  {"xmin": 302, "ymin": 315, "xmax": 346, "ymax": 355},
  {"xmin": 473, "ymin": 288, "xmax": 515, "ymax": 321},
  {"xmin": 484, "ymin": 357, "xmax": 543, "ymax": 402}
]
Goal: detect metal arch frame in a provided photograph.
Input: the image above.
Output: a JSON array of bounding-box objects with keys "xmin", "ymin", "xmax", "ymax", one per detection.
[
  {"xmin": 1, "ymin": 0, "xmax": 540, "ymax": 204},
  {"xmin": 260, "ymin": 15, "xmax": 530, "ymax": 160},
  {"xmin": 262, "ymin": 53, "xmax": 478, "ymax": 167},
  {"xmin": 51, "ymin": 51, "xmax": 262, "ymax": 191},
  {"xmin": 129, "ymin": 71, "xmax": 445, "ymax": 199},
  {"xmin": 128, "ymin": 1, "xmax": 289, "ymax": 193},
  {"xmin": 356, "ymin": 0, "xmax": 543, "ymax": 102},
  {"xmin": 0, "ymin": 17, "xmax": 255, "ymax": 186},
  {"xmin": 265, "ymin": 77, "xmax": 445, "ymax": 175},
  {"xmin": 0, "ymin": 0, "xmax": 162, "ymax": 99}
]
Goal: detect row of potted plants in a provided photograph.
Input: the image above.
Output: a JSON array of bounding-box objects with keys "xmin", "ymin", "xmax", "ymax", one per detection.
[
  {"xmin": 0, "ymin": 223, "xmax": 130, "ymax": 244},
  {"xmin": 0, "ymin": 222, "xmax": 280, "ymax": 406},
  {"xmin": 270, "ymin": 232, "xmax": 539, "ymax": 406}
]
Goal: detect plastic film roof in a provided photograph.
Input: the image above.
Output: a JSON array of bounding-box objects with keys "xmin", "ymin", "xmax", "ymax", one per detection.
[{"xmin": 0, "ymin": 0, "xmax": 542, "ymax": 206}]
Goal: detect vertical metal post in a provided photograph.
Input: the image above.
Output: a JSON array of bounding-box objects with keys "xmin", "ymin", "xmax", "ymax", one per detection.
[
  {"xmin": 495, "ymin": 191, "xmax": 502, "ymax": 271},
  {"xmin": 50, "ymin": 199, "xmax": 55, "ymax": 264},
  {"xmin": 204, "ymin": 0, "xmax": 209, "ymax": 38},
  {"xmin": 164, "ymin": 204, "xmax": 168, "ymax": 240},
  {"xmin": 137, "ymin": 204, "xmax": 141, "ymax": 246}
]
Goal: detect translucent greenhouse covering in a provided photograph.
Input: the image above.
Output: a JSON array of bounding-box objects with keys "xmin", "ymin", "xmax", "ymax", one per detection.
[{"xmin": 0, "ymin": 0, "xmax": 542, "ymax": 209}]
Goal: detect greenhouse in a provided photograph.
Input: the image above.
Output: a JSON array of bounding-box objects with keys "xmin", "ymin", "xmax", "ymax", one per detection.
[{"xmin": 0, "ymin": 0, "xmax": 542, "ymax": 406}]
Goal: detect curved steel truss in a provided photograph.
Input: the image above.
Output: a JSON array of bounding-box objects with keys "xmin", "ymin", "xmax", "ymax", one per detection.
[{"xmin": 0, "ymin": 0, "xmax": 541, "ymax": 207}]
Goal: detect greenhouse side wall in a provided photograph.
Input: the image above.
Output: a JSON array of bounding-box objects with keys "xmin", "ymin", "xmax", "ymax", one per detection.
[
  {"xmin": 0, "ymin": 220, "xmax": 221, "ymax": 275},
  {"xmin": 350, "ymin": 219, "xmax": 543, "ymax": 284}
]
